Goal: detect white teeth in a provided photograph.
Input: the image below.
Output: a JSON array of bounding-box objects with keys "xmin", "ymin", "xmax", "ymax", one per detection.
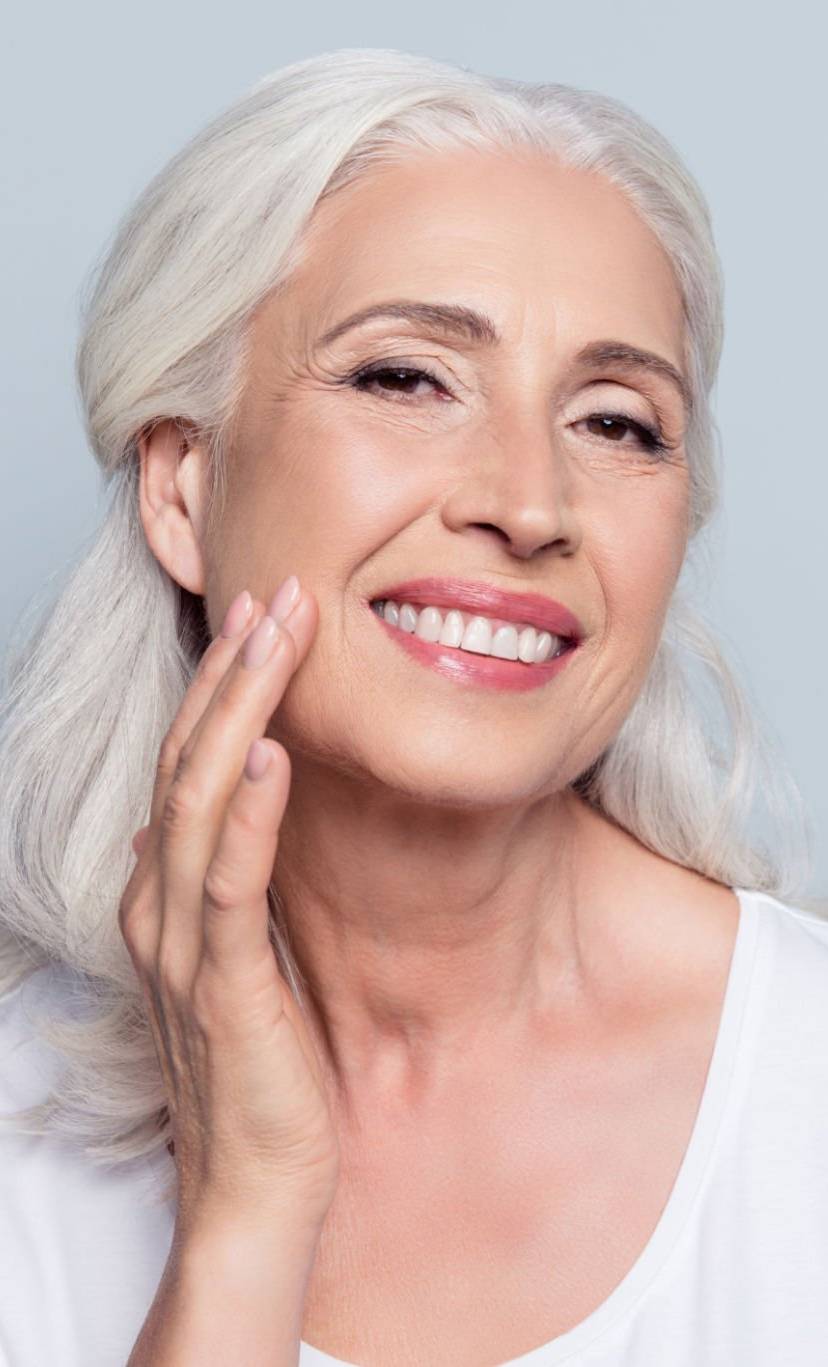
[
  {"xmin": 414, "ymin": 606, "xmax": 442, "ymax": 643},
  {"xmin": 534, "ymin": 631, "xmax": 554, "ymax": 664},
  {"xmin": 517, "ymin": 626, "xmax": 537, "ymax": 664},
  {"xmin": 460, "ymin": 615, "xmax": 492, "ymax": 655},
  {"xmin": 439, "ymin": 609, "xmax": 465, "ymax": 648},
  {"xmin": 398, "ymin": 603, "xmax": 418, "ymax": 633},
  {"xmin": 491, "ymin": 625, "xmax": 519, "ymax": 661},
  {"xmin": 373, "ymin": 600, "xmax": 569, "ymax": 666}
]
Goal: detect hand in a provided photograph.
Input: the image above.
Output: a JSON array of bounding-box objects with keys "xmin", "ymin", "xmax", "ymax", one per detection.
[{"xmin": 119, "ymin": 581, "xmax": 340, "ymax": 1239}]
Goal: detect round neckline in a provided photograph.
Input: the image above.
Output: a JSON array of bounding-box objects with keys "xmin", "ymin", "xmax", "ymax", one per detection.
[{"xmin": 299, "ymin": 885, "xmax": 762, "ymax": 1367}]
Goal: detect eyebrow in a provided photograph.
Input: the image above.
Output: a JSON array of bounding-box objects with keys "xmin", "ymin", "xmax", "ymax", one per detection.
[{"xmin": 317, "ymin": 300, "xmax": 693, "ymax": 415}]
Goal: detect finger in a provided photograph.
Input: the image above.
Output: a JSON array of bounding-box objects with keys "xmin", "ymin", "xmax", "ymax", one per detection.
[
  {"xmin": 159, "ymin": 589, "xmax": 317, "ymax": 960},
  {"xmin": 200, "ymin": 737, "xmax": 291, "ymax": 972},
  {"xmin": 147, "ymin": 600, "xmax": 269, "ymax": 844},
  {"xmin": 199, "ymin": 736, "xmax": 333, "ymax": 1103},
  {"xmin": 121, "ymin": 602, "xmax": 269, "ymax": 948},
  {"xmin": 178, "ymin": 587, "xmax": 316, "ymax": 776}
]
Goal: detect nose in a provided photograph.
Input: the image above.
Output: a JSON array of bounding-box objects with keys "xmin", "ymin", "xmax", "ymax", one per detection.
[{"xmin": 440, "ymin": 405, "xmax": 582, "ymax": 562}]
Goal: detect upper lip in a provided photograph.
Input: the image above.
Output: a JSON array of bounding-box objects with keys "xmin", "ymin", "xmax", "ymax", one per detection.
[{"xmin": 369, "ymin": 577, "xmax": 584, "ymax": 640}]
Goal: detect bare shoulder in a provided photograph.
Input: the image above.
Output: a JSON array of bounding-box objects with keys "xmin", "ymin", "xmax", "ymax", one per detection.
[{"xmin": 580, "ymin": 813, "xmax": 742, "ymax": 1021}]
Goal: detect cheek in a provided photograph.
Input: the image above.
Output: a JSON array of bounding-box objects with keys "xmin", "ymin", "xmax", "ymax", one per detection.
[
  {"xmin": 595, "ymin": 484, "xmax": 689, "ymax": 649},
  {"xmin": 226, "ymin": 415, "xmax": 382, "ymax": 564}
]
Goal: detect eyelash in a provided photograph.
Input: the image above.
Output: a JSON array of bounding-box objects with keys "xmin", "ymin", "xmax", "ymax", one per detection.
[{"xmin": 347, "ymin": 363, "xmax": 670, "ymax": 458}]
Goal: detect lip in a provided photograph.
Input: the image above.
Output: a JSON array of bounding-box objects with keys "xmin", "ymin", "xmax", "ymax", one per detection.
[
  {"xmin": 367, "ymin": 608, "xmax": 579, "ymax": 693},
  {"xmin": 367, "ymin": 577, "xmax": 584, "ymax": 641}
]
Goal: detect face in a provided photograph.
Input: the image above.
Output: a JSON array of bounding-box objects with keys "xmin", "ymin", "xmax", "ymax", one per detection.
[{"xmin": 203, "ymin": 146, "xmax": 691, "ymax": 806}]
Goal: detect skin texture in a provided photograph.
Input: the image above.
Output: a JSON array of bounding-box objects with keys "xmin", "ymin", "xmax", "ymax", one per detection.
[{"xmin": 137, "ymin": 144, "xmax": 737, "ymax": 1154}]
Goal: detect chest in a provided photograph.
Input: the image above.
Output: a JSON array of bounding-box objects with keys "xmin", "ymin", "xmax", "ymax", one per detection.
[{"xmin": 299, "ymin": 1016, "xmax": 717, "ymax": 1367}]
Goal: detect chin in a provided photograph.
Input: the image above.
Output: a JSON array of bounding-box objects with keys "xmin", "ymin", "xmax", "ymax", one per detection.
[{"xmin": 363, "ymin": 738, "xmax": 569, "ymax": 811}]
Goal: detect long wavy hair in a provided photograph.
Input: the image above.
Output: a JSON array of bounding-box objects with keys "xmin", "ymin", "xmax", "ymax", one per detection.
[{"xmin": 0, "ymin": 47, "xmax": 822, "ymax": 1208}]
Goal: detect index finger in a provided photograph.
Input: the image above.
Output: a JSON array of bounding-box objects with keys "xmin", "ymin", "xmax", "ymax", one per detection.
[{"xmin": 141, "ymin": 597, "xmax": 269, "ymax": 852}]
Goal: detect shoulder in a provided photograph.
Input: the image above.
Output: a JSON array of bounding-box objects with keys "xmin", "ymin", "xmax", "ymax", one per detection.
[
  {"xmin": 735, "ymin": 887, "xmax": 828, "ymax": 1082},
  {"xmin": 741, "ymin": 886, "xmax": 828, "ymax": 974}
]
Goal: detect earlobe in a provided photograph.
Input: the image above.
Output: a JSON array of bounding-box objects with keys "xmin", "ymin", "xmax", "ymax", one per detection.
[{"xmin": 136, "ymin": 418, "xmax": 209, "ymax": 597}]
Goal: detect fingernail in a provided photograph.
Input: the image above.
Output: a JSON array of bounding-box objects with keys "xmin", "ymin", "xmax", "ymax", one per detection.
[
  {"xmin": 220, "ymin": 589, "xmax": 253, "ymax": 638},
  {"xmin": 241, "ymin": 614, "xmax": 279, "ymax": 669},
  {"xmin": 244, "ymin": 739, "xmax": 272, "ymax": 781},
  {"xmin": 269, "ymin": 574, "xmax": 300, "ymax": 624}
]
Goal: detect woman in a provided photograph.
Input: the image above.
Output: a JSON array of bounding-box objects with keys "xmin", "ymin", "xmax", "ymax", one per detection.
[{"xmin": 0, "ymin": 45, "xmax": 826, "ymax": 1367}]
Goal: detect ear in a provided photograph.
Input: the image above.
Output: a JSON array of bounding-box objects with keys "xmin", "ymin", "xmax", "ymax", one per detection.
[{"xmin": 136, "ymin": 419, "xmax": 210, "ymax": 596}]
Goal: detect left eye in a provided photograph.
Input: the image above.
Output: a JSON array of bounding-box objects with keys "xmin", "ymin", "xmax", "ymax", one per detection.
[{"xmin": 581, "ymin": 412, "xmax": 666, "ymax": 455}]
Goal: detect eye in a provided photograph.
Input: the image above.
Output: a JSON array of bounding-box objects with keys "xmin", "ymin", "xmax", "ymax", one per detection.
[
  {"xmin": 348, "ymin": 363, "xmax": 452, "ymax": 402},
  {"xmin": 578, "ymin": 411, "xmax": 668, "ymax": 458},
  {"xmin": 345, "ymin": 366, "xmax": 671, "ymax": 459}
]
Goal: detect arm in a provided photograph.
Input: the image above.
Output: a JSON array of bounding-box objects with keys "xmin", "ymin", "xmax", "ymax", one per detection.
[{"xmin": 126, "ymin": 1212, "xmax": 325, "ymax": 1367}]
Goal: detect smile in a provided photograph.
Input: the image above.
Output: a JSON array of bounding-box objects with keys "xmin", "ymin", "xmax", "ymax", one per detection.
[{"xmin": 368, "ymin": 598, "xmax": 579, "ymax": 693}]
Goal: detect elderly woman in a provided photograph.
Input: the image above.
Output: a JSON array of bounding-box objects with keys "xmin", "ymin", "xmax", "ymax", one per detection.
[{"xmin": 0, "ymin": 45, "xmax": 826, "ymax": 1367}]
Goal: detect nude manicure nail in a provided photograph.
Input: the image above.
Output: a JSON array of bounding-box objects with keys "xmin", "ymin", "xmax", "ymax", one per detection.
[
  {"xmin": 242, "ymin": 614, "xmax": 279, "ymax": 669},
  {"xmin": 269, "ymin": 574, "xmax": 300, "ymax": 624},
  {"xmin": 220, "ymin": 589, "xmax": 252, "ymax": 638}
]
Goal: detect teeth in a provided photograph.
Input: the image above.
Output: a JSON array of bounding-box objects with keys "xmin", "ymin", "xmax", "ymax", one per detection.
[
  {"xmin": 439, "ymin": 609, "xmax": 464, "ymax": 648},
  {"xmin": 399, "ymin": 603, "xmax": 418, "ymax": 634},
  {"xmin": 414, "ymin": 606, "xmax": 442, "ymax": 643},
  {"xmin": 372, "ymin": 600, "xmax": 568, "ymax": 665}
]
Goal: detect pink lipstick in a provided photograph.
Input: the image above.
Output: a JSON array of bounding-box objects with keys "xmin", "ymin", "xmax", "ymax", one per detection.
[
  {"xmin": 369, "ymin": 577, "xmax": 583, "ymax": 641},
  {"xmin": 365, "ymin": 577, "xmax": 583, "ymax": 693}
]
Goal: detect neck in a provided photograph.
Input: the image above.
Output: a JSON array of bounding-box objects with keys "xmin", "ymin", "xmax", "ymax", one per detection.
[{"xmin": 273, "ymin": 768, "xmax": 631, "ymax": 1115}]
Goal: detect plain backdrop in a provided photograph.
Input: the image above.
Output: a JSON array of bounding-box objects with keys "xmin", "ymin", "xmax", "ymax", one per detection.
[{"xmin": 1, "ymin": 1, "xmax": 825, "ymax": 894}]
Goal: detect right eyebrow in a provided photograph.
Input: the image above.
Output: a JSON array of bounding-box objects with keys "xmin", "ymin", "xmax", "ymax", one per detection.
[{"xmin": 317, "ymin": 300, "xmax": 499, "ymax": 350}]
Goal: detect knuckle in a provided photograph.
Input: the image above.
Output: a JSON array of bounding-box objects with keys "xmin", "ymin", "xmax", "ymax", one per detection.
[
  {"xmin": 161, "ymin": 780, "xmax": 201, "ymax": 833},
  {"xmin": 118, "ymin": 894, "xmax": 154, "ymax": 961},
  {"xmin": 203, "ymin": 859, "xmax": 241, "ymax": 914}
]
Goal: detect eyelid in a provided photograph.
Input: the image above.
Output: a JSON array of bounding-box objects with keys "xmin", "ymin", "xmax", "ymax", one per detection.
[
  {"xmin": 348, "ymin": 361, "xmax": 679, "ymax": 435},
  {"xmin": 572, "ymin": 383, "xmax": 683, "ymax": 447},
  {"xmin": 574, "ymin": 376, "xmax": 655, "ymax": 412},
  {"xmin": 347, "ymin": 352, "xmax": 464, "ymax": 389}
]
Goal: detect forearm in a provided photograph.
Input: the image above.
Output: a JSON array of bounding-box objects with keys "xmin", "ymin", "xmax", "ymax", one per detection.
[{"xmin": 126, "ymin": 1215, "xmax": 324, "ymax": 1366}]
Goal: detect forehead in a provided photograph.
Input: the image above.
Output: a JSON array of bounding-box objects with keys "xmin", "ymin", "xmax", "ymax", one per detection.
[{"xmin": 260, "ymin": 146, "xmax": 685, "ymax": 359}]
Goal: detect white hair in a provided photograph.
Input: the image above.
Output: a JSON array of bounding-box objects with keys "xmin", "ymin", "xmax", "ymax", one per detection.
[{"xmin": 0, "ymin": 47, "xmax": 822, "ymax": 1207}]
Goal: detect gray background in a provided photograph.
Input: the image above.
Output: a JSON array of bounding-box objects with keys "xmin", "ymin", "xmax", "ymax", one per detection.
[{"xmin": 2, "ymin": 2, "xmax": 825, "ymax": 894}]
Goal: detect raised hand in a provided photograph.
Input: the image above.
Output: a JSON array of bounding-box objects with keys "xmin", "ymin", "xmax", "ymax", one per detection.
[{"xmin": 119, "ymin": 579, "xmax": 340, "ymax": 1244}]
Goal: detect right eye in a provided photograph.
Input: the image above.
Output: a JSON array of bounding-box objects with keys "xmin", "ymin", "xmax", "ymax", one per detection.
[{"xmin": 348, "ymin": 364, "xmax": 453, "ymax": 403}]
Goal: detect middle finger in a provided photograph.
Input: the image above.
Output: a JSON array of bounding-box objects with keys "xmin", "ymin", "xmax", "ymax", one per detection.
[{"xmin": 158, "ymin": 587, "xmax": 316, "ymax": 942}]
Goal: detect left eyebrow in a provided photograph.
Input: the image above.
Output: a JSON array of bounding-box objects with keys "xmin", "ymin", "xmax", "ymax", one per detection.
[
  {"xmin": 317, "ymin": 300, "xmax": 692, "ymax": 416},
  {"xmin": 572, "ymin": 340, "xmax": 693, "ymax": 417}
]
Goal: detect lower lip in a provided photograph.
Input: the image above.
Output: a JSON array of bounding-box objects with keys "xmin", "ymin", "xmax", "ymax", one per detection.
[{"xmin": 367, "ymin": 605, "xmax": 579, "ymax": 692}]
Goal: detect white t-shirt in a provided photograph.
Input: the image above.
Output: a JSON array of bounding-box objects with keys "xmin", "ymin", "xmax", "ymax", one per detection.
[{"xmin": 2, "ymin": 886, "xmax": 828, "ymax": 1366}]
